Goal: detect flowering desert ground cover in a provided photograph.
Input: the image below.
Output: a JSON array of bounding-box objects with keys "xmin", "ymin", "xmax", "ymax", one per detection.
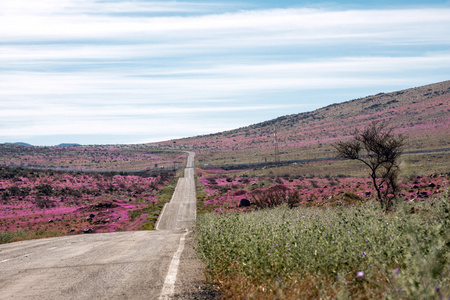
[
  {"xmin": 0, "ymin": 148, "xmax": 185, "ymax": 243},
  {"xmin": 0, "ymin": 144, "xmax": 188, "ymax": 171},
  {"xmin": 195, "ymin": 194, "xmax": 449, "ymax": 299},
  {"xmin": 196, "ymin": 169, "xmax": 448, "ymax": 213}
]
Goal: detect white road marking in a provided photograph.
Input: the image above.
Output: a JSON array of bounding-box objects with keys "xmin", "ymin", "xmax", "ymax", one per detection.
[
  {"xmin": 0, "ymin": 253, "xmax": 31, "ymax": 263},
  {"xmin": 0, "ymin": 254, "xmax": 29, "ymax": 263},
  {"xmin": 159, "ymin": 230, "xmax": 188, "ymax": 300},
  {"xmin": 155, "ymin": 203, "xmax": 169, "ymax": 231}
]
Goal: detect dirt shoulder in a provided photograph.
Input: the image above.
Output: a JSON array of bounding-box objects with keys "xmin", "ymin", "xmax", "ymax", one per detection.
[{"xmin": 172, "ymin": 229, "xmax": 221, "ymax": 299}]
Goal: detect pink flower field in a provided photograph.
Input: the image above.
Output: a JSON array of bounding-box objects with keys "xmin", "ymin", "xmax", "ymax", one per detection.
[
  {"xmin": 197, "ymin": 168, "xmax": 449, "ymax": 212},
  {"xmin": 0, "ymin": 144, "xmax": 187, "ymax": 171},
  {"xmin": 0, "ymin": 167, "xmax": 173, "ymax": 234}
]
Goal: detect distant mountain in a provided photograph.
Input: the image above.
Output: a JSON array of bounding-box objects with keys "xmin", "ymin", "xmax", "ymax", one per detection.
[
  {"xmin": 160, "ymin": 80, "xmax": 450, "ymax": 158},
  {"xmin": 3, "ymin": 142, "xmax": 33, "ymax": 146},
  {"xmin": 2, "ymin": 142, "xmax": 82, "ymax": 147},
  {"xmin": 55, "ymin": 143, "xmax": 82, "ymax": 147}
]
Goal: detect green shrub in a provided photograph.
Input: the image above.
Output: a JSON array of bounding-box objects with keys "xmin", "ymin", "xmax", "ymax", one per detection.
[
  {"xmin": 0, "ymin": 229, "xmax": 63, "ymax": 244},
  {"xmin": 195, "ymin": 194, "xmax": 449, "ymax": 298}
]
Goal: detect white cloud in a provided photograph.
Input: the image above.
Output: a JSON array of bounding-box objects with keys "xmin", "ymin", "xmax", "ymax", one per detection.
[
  {"xmin": 0, "ymin": 102, "xmax": 306, "ymax": 119},
  {"xmin": 0, "ymin": 0, "xmax": 230, "ymax": 15},
  {"xmin": 1, "ymin": 6, "xmax": 449, "ymax": 44},
  {"xmin": 1, "ymin": 53, "xmax": 449, "ymax": 100},
  {"xmin": 0, "ymin": 101, "xmax": 307, "ymax": 141},
  {"xmin": 0, "ymin": 1, "xmax": 449, "ymax": 145}
]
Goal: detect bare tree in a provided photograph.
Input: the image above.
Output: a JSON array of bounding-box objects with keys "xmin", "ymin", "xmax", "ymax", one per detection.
[{"xmin": 333, "ymin": 121, "xmax": 406, "ymax": 210}]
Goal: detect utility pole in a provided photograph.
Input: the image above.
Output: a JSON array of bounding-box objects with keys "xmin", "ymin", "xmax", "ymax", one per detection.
[{"xmin": 273, "ymin": 125, "xmax": 280, "ymax": 165}]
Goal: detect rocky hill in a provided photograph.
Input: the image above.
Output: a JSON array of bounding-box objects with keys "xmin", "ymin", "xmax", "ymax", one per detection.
[
  {"xmin": 156, "ymin": 80, "xmax": 449, "ymax": 172},
  {"xmin": 3, "ymin": 142, "xmax": 33, "ymax": 147},
  {"xmin": 164, "ymin": 80, "xmax": 450, "ymax": 152}
]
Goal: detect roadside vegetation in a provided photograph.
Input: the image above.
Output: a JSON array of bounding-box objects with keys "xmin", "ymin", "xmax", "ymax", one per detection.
[
  {"xmin": 0, "ymin": 229, "xmax": 64, "ymax": 244},
  {"xmin": 138, "ymin": 176, "xmax": 179, "ymax": 230},
  {"xmin": 196, "ymin": 167, "xmax": 447, "ymax": 214},
  {"xmin": 0, "ymin": 166, "xmax": 177, "ymax": 243},
  {"xmin": 193, "ymin": 120, "xmax": 449, "ymax": 299},
  {"xmin": 195, "ymin": 193, "xmax": 449, "ymax": 299}
]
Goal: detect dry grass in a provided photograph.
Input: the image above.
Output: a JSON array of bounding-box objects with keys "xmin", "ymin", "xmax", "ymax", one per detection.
[
  {"xmin": 0, "ymin": 230, "xmax": 65, "ymax": 244},
  {"xmin": 196, "ymin": 195, "xmax": 450, "ymax": 299},
  {"xmin": 200, "ymin": 149, "xmax": 449, "ymax": 179}
]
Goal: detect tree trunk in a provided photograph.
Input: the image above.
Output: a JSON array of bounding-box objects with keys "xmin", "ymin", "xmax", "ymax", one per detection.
[{"xmin": 371, "ymin": 172, "xmax": 383, "ymax": 208}]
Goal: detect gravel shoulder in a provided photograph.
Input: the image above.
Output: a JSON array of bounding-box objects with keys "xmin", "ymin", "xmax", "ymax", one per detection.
[{"xmin": 172, "ymin": 230, "xmax": 222, "ymax": 300}]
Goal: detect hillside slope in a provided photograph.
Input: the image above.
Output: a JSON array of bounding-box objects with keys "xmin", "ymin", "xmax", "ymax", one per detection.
[{"xmin": 160, "ymin": 80, "xmax": 450, "ymax": 169}]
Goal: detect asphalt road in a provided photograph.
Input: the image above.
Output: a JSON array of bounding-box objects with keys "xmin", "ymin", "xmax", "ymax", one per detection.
[
  {"xmin": 156, "ymin": 152, "xmax": 196, "ymax": 231},
  {"xmin": 0, "ymin": 152, "xmax": 209, "ymax": 300}
]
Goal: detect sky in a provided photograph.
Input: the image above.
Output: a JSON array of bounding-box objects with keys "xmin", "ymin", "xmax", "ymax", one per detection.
[{"xmin": 1, "ymin": 0, "xmax": 449, "ymax": 146}]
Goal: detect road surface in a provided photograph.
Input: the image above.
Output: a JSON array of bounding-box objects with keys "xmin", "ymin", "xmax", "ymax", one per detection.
[
  {"xmin": 156, "ymin": 152, "xmax": 196, "ymax": 231},
  {"xmin": 0, "ymin": 152, "xmax": 212, "ymax": 300}
]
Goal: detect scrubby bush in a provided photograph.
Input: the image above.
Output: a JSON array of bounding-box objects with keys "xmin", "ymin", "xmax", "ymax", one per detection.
[
  {"xmin": 334, "ymin": 121, "xmax": 406, "ymax": 210},
  {"xmin": 196, "ymin": 194, "xmax": 449, "ymax": 299},
  {"xmin": 0, "ymin": 229, "xmax": 63, "ymax": 244},
  {"xmin": 36, "ymin": 184, "xmax": 55, "ymax": 196}
]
